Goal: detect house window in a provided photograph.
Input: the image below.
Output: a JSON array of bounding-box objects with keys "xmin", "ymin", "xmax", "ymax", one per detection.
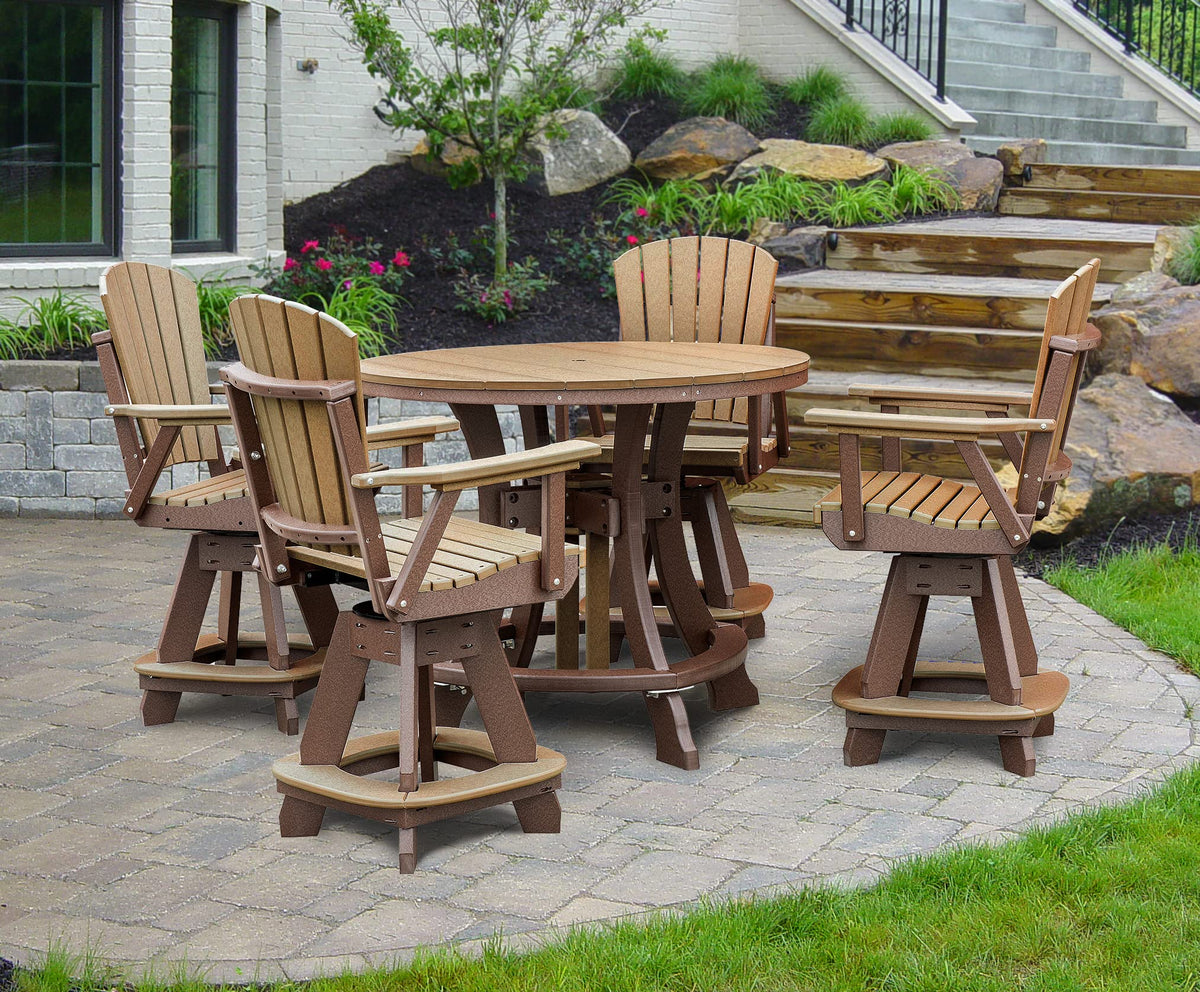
[
  {"xmin": 171, "ymin": 3, "xmax": 234, "ymax": 251},
  {"xmin": 0, "ymin": 0, "xmax": 116, "ymax": 256}
]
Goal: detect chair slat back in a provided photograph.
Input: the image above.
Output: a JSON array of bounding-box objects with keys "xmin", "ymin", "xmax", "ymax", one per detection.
[
  {"xmin": 1014, "ymin": 258, "xmax": 1100, "ymax": 512},
  {"xmin": 228, "ymin": 295, "xmax": 365, "ymax": 553},
  {"xmin": 99, "ymin": 261, "xmax": 218, "ymax": 465},
  {"xmin": 612, "ymin": 236, "xmax": 778, "ymax": 424}
]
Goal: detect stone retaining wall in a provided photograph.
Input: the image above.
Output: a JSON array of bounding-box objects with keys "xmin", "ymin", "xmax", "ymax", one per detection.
[{"xmin": 0, "ymin": 360, "xmax": 515, "ymax": 518}]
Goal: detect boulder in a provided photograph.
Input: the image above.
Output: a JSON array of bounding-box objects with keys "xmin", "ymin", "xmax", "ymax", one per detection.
[
  {"xmin": 726, "ymin": 139, "xmax": 890, "ymax": 186},
  {"xmin": 747, "ymin": 218, "xmax": 788, "ymax": 244},
  {"xmin": 1000, "ymin": 374, "xmax": 1200, "ymax": 540},
  {"xmin": 521, "ymin": 109, "xmax": 631, "ymax": 196},
  {"xmin": 1090, "ymin": 282, "xmax": 1200, "ymax": 397},
  {"xmin": 872, "ymin": 139, "xmax": 1003, "ymax": 210},
  {"xmin": 635, "ymin": 117, "xmax": 760, "ymax": 181},
  {"xmin": 875, "ymin": 139, "xmax": 975, "ymax": 173},
  {"xmin": 1150, "ymin": 225, "xmax": 1189, "ymax": 276},
  {"xmin": 994, "ymin": 138, "xmax": 1046, "ymax": 179},
  {"xmin": 409, "ymin": 136, "xmax": 481, "ymax": 183},
  {"xmin": 761, "ymin": 227, "xmax": 827, "ymax": 269}
]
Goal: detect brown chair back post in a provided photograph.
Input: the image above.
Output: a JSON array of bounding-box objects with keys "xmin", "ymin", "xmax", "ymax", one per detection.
[{"xmin": 99, "ymin": 262, "xmax": 219, "ymax": 467}]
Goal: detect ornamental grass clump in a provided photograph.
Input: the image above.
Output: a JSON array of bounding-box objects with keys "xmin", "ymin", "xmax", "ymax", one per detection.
[
  {"xmin": 611, "ymin": 36, "xmax": 686, "ymax": 100},
  {"xmin": 783, "ymin": 66, "xmax": 849, "ymax": 108},
  {"xmin": 682, "ymin": 55, "xmax": 773, "ymax": 132},
  {"xmin": 870, "ymin": 110, "xmax": 935, "ymax": 146},
  {"xmin": 804, "ymin": 95, "xmax": 874, "ymax": 146},
  {"xmin": 890, "ymin": 165, "xmax": 960, "ymax": 216},
  {"xmin": 1167, "ymin": 220, "xmax": 1200, "ymax": 284},
  {"xmin": 0, "ymin": 289, "xmax": 107, "ymax": 359}
]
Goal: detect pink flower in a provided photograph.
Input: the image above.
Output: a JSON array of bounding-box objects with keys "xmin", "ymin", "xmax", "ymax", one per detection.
[
  {"xmin": 283, "ymin": 257, "xmax": 298, "ymax": 271},
  {"xmin": 479, "ymin": 292, "xmax": 488, "ymax": 303},
  {"xmin": 369, "ymin": 260, "xmax": 385, "ymax": 275},
  {"xmin": 315, "ymin": 258, "xmax": 333, "ymax": 271},
  {"xmin": 635, "ymin": 207, "xmax": 649, "ymax": 217},
  {"xmin": 627, "ymin": 235, "xmax": 639, "ymax": 245},
  {"xmin": 503, "ymin": 289, "xmax": 513, "ymax": 310},
  {"xmin": 301, "ymin": 240, "xmax": 319, "ymax": 254},
  {"xmin": 392, "ymin": 250, "xmax": 410, "ymax": 267},
  {"xmin": 343, "ymin": 279, "xmax": 353, "ymax": 289}
]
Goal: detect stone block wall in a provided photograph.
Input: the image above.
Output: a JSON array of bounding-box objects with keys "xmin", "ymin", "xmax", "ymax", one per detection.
[{"xmin": 0, "ymin": 361, "xmax": 517, "ymax": 518}]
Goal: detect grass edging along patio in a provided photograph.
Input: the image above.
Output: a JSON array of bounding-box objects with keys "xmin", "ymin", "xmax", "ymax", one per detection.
[{"xmin": 9, "ymin": 759, "xmax": 1200, "ymax": 991}]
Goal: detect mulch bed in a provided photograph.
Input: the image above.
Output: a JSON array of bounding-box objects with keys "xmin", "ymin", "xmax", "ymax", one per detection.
[{"xmin": 1017, "ymin": 506, "xmax": 1200, "ymax": 577}]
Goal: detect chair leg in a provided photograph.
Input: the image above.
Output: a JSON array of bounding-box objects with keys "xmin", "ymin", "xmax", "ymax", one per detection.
[
  {"xmin": 141, "ymin": 688, "xmax": 183, "ymax": 726},
  {"xmin": 514, "ymin": 790, "xmax": 561, "ymax": 833},
  {"xmin": 157, "ymin": 534, "xmax": 217, "ymax": 665},
  {"xmin": 398, "ymin": 827, "xmax": 417, "ymax": 874},
  {"xmin": 280, "ymin": 794, "xmax": 325, "ymax": 837},
  {"xmin": 644, "ymin": 691, "xmax": 700, "ymax": 770},
  {"xmin": 433, "ymin": 685, "xmax": 473, "ymax": 727},
  {"xmin": 259, "ymin": 573, "xmax": 291, "ymax": 671},
  {"xmin": 1033, "ymin": 714, "xmax": 1055, "ymax": 737},
  {"xmin": 741, "ymin": 614, "xmax": 766, "ymax": 640},
  {"xmin": 461, "ymin": 635, "xmax": 537, "ymax": 764},
  {"xmin": 294, "ymin": 582, "xmax": 340, "ymax": 651},
  {"xmin": 707, "ymin": 662, "xmax": 760, "ymax": 711},
  {"xmin": 997, "ymin": 557, "xmax": 1038, "ymax": 677},
  {"xmin": 862, "ymin": 558, "xmax": 927, "ymax": 699},
  {"xmin": 973, "ymin": 559, "xmax": 1022, "ymax": 706},
  {"xmin": 844, "ymin": 727, "xmax": 887, "ymax": 767},
  {"xmin": 999, "ymin": 735, "xmax": 1036, "ymax": 776},
  {"xmin": 217, "ymin": 570, "xmax": 242, "ymax": 665},
  {"xmin": 298, "ymin": 614, "xmax": 369, "ymax": 767},
  {"xmin": 274, "ymin": 696, "xmax": 300, "ymax": 736}
]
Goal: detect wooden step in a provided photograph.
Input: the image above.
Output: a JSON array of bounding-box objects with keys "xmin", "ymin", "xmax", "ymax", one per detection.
[
  {"xmin": 777, "ymin": 318, "xmax": 1042, "ymax": 379},
  {"xmin": 727, "ymin": 469, "xmax": 834, "ymax": 527},
  {"xmin": 781, "ymin": 427, "xmax": 1007, "ymax": 477},
  {"xmin": 1026, "ymin": 162, "xmax": 1200, "ymax": 196},
  {"xmin": 999, "ymin": 187, "xmax": 1200, "ymax": 225},
  {"xmin": 825, "ymin": 216, "xmax": 1153, "ymax": 283},
  {"xmin": 775, "ymin": 271, "xmax": 1113, "ymax": 330}
]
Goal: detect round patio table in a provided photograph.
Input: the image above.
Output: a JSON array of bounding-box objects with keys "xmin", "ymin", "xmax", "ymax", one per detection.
[{"xmin": 362, "ymin": 340, "xmax": 810, "ymax": 769}]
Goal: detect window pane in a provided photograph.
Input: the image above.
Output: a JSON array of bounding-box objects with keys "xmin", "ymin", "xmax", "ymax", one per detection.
[
  {"xmin": 0, "ymin": 1, "xmax": 108, "ymax": 250},
  {"xmin": 172, "ymin": 8, "xmax": 228, "ymax": 247}
]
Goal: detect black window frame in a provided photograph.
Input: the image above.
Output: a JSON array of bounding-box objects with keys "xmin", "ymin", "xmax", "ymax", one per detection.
[
  {"xmin": 170, "ymin": 0, "xmax": 236, "ymax": 254},
  {"xmin": 0, "ymin": 0, "xmax": 119, "ymax": 258}
]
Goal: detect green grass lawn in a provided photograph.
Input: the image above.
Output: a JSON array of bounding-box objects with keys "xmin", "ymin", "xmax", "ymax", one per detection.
[
  {"xmin": 15, "ymin": 538, "xmax": 1200, "ymax": 992},
  {"xmin": 1044, "ymin": 539, "xmax": 1200, "ymax": 677}
]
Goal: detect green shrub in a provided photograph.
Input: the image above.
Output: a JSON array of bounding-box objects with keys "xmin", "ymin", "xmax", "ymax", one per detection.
[
  {"xmin": 783, "ymin": 66, "xmax": 848, "ymax": 108},
  {"xmin": 890, "ymin": 165, "xmax": 960, "ymax": 216},
  {"xmin": 0, "ymin": 290, "xmax": 107, "ymax": 358},
  {"xmin": 603, "ymin": 177, "xmax": 710, "ymax": 230},
  {"xmin": 453, "ymin": 257, "xmax": 555, "ymax": 324},
  {"xmin": 819, "ymin": 179, "xmax": 901, "ymax": 226},
  {"xmin": 682, "ymin": 55, "xmax": 772, "ymax": 131},
  {"xmin": 870, "ymin": 110, "xmax": 935, "ymax": 146},
  {"xmin": 0, "ymin": 315, "xmax": 37, "ymax": 361},
  {"xmin": 611, "ymin": 37, "xmax": 686, "ymax": 100},
  {"xmin": 1168, "ymin": 221, "xmax": 1200, "ymax": 284},
  {"xmin": 805, "ymin": 95, "xmax": 874, "ymax": 146},
  {"xmin": 180, "ymin": 271, "xmax": 247, "ymax": 358},
  {"xmin": 306, "ymin": 283, "xmax": 399, "ymax": 357}
]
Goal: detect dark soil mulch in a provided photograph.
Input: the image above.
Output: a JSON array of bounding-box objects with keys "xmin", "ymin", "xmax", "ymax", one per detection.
[
  {"xmin": 0, "ymin": 957, "xmax": 14, "ymax": 992},
  {"xmin": 1017, "ymin": 506, "xmax": 1200, "ymax": 578}
]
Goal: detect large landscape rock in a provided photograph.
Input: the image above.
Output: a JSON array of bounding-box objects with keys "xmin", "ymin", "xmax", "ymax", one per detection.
[
  {"xmin": 521, "ymin": 109, "xmax": 630, "ymax": 196},
  {"xmin": 726, "ymin": 139, "xmax": 890, "ymax": 185},
  {"xmin": 874, "ymin": 139, "xmax": 1003, "ymax": 210},
  {"xmin": 1000, "ymin": 374, "xmax": 1200, "ymax": 540},
  {"xmin": 761, "ymin": 227, "xmax": 827, "ymax": 268},
  {"xmin": 409, "ymin": 135, "xmax": 481, "ymax": 182},
  {"xmin": 635, "ymin": 117, "xmax": 760, "ymax": 181},
  {"xmin": 994, "ymin": 138, "xmax": 1046, "ymax": 179},
  {"xmin": 1091, "ymin": 282, "xmax": 1200, "ymax": 398}
]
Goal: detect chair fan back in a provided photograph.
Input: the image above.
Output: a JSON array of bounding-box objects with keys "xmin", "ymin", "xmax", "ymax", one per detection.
[
  {"xmin": 612, "ymin": 236, "xmax": 778, "ymax": 424},
  {"xmin": 99, "ymin": 261, "xmax": 219, "ymax": 466}
]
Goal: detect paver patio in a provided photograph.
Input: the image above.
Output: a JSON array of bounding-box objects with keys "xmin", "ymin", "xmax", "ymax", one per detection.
[{"xmin": 2, "ymin": 519, "xmax": 1197, "ymax": 981}]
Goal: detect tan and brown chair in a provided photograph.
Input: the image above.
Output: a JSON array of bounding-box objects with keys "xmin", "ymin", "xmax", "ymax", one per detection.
[
  {"xmin": 805, "ymin": 258, "xmax": 1101, "ymax": 776},
  {"xmin": 96, "ymin": 262, "xmax": 455, "ymax": 732},
  {"xmin": 221, "ymin": 294, "xmax": 600, "ymax": 870},
  {"xmin": 584, "ymin": 236, "xmax": 786, "ymax": 638}
]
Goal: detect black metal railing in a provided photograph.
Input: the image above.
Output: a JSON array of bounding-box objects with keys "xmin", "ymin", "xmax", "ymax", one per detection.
[
  {"xmin": 830, "ymin": 0, "xmax": 949, "ymax": 99},
  {"xmin": 1074, "ymin": 0, "xmax": 1200, "ymax": 96}
]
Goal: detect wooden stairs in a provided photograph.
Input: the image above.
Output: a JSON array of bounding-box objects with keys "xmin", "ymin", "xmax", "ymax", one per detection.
[{"xmin": 729, "ymin": 162, "xmax": 1185, "ymax": 527}]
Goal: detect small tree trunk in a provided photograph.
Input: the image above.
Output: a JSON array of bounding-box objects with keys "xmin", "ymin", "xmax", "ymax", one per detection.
[{"xmin": 493, "ymin": 172, "xmax": 508, "ymax": 281}]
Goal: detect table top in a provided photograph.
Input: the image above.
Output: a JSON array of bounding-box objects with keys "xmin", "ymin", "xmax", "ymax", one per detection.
[{"xmin": 362, "ymin": 340, "xmax": 810, "ymax": 405}]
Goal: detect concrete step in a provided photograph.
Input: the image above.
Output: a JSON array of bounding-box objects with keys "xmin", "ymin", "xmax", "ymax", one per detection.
[
  {"xmin": 946, "ymin": 38, "xmax": 1091, "ymax": 71},
  {"xmin": 946, "ymin": 84, "xmax": 1157, "ymax": 123},
  {"xmin": 967, "ymin": 135, "xmax": 1200, "ymax": 165},
  {"xmin": 969, "ymin": 110, "xmax": 1188, "ymax": 147},
  {"xmin": 945, "ymin": 0, "xmax": 1029, "ymax": 22},
  {"xmin": 947, "ymin": 15, "xmax": 1057, "ymax": 45},
  {"xmin": 945, "ymin": 60, "xmax": 1123, "ymax": 97}
]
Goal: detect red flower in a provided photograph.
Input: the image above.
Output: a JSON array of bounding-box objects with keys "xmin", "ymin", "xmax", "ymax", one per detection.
[
  {"xmin": 627, "ymin": 235, "xmax": 639, "ymax": 245},
  {"xmin": 369, "ymin": 260, "xmax": 385, "ymax": 275},
  {"xmin": 283, "ymin": 257, "xmax": 298, "ymax": 271},
  {"xmin": 635, "ymin": 207, "xmax": 649, "ymax": 217},
  {"xmin": 315, "ymin": 258, "xmax": 333, "ymax": 271},
  {"xmin": 392, "ymin": 250, "xmax": 410, "ymax": 267},
  {"xmin": 301, "ymin": 240, "xmax": 320, "ymax": 253}
]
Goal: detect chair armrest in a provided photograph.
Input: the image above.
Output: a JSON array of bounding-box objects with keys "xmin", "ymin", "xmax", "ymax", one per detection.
[
  {"xmin": 804, "ymin": 408, "xmax": 1054, "ymax": 440},
  {"xmin": 104, "ymin": 402, "xmax": 230, "ymax": 426},
  {"xmin": 208, "ymin": 382, "xmax": 226, "ymax": 397},
  {"xmin": 366, "ymin": 416, "xmax": 459, "ymax": 449},
  {"xmin": 846, "ymin": 384, "xmax": 1033, "ymax": 411},
  {"xmin": 352, "ymin": 439, "xmax": 603, "ymax": 492}
]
